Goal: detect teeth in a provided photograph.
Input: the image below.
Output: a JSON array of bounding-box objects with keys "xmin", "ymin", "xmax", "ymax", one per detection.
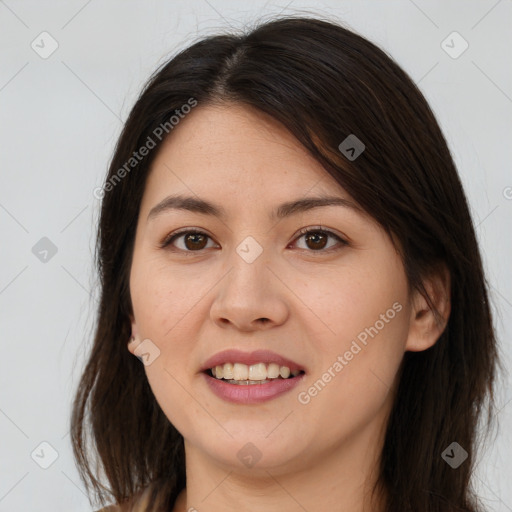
[
  {"xmin": 209, "ymin": 362, "xmax": 302, "ymax": 382},
  {"xmin": 267, "ymin": 363, "xmax": 280, "ymax": 379},
  {"xmin": 233, "ymin": 363, "xmax": 248, "ymax": 380},
  {"xmin": 280, "ymin": 366, "xmax": 291, "ymax": 379},
  {"xmin": 249, "ymin": 362, "xmax": 266, "ymax": 380},
  {"xmin": 223, "ymin": 362, "xmax": 234, "ymax": 379}
]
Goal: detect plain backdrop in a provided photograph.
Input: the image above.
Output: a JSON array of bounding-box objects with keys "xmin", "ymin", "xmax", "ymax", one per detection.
[{"xmin": 1, "ymin": 1, "xmax": 511, "ymax": 510}]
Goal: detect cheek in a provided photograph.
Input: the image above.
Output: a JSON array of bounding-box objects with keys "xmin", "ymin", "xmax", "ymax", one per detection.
[
  {"xmin": 130, "ymin": 263, "xmax": 207, "ymax": 432},
  {"xmin": 130, "ymin": 257, "xmax": 227, "ymax": 384},
  {"xmin": 294, "ymin": 303, "xmax": 409, "ymax": 449},
  {"xmin": 131, "ymin": 257, "xmax": 198, "ymax": 339},
  {"xmin": 293, "ymin": 255, "xmax": 409, "ymax": 429},
  {"xmin": 296, "ymin": 257, "xmax": 409, "ymax": 354}
]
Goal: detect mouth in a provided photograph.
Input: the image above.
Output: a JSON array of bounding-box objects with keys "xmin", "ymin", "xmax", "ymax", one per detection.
[
  {"xmin": 203, "ymin": 363, "xmax": 305, "ymax": 385},
  {"xmin": 200, "ymin": 349, "xmax": 306, "ymax": 403}
]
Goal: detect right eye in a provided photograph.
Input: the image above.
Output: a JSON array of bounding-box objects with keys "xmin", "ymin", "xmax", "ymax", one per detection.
[{"xmin": 160, "ymin": 229, "xmax": 218, "ymax": 252}]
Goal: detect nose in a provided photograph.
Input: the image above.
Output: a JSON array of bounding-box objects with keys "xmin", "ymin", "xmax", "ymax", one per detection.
[{"xmin": 210, "ymin": 248, "xmax": 289, "ymax": 332}]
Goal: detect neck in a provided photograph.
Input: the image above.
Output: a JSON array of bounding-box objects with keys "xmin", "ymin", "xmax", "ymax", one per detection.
[{"xmin": 176, "ymin": 414, "xmax": 389, "ymax": 512}]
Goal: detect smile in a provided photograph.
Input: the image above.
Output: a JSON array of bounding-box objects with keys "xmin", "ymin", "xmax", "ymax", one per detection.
[
  {"xmin": 200, "ymin": 349, "xmax": 306, "ymax": 403},
  {"xmin": 208, "ymin": 362, "xmax": 303, "ymax": 384}
]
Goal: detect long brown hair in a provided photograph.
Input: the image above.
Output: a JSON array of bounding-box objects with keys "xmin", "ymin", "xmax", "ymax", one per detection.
[{"xmin": 71, "ymin": 15, "xmax": 502, "ymax": 512}]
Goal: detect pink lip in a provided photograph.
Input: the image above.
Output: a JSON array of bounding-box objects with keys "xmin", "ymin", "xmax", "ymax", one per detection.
[
  {"xmin": 200, "ymin": 349, "xmax": 305, "ymax": 374},
  {"xmin": 202, "ymin": 371, "xmax": 306, "ymax": 404}
]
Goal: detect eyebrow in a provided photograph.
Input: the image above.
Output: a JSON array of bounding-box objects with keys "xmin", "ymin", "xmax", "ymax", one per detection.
[{"xmin": 147, "ymin": 193, "xmax": 360, "ymax": 222}]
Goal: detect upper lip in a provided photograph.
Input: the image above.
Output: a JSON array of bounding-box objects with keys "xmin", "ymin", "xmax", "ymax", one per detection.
[{"xmin": 201, "ymin": 349, "xmax": 306, "ymax": 374}]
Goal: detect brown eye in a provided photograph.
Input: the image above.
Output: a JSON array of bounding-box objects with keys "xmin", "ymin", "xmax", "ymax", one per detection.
[
  {"xmin": 304, "ymin": 231, "xmax": 328, "ymax": 250},
  {"xmin": 161, "ymin": 227, "xmax": 347, "ymax": 254},
  {"xmin": 293, "ymin": 227, "xmax": 347, "ymax": 252},
  {"xmin": 182, "ymin": 233, "xmax": 208, "ymax": 250},
  {"xmin": 161, "ymin": 230, "xmax": 215, "ymax": 252}
]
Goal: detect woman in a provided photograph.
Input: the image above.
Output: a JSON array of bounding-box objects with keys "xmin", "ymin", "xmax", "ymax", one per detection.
[{"xmin": 71, "ymin": 15, "xmax": 501, "ymax": 512}]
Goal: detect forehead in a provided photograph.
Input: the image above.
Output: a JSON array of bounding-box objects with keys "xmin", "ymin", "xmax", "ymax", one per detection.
[{"xmin": 141, "ymin": 103, "xmax": 353, "ymax": 209}]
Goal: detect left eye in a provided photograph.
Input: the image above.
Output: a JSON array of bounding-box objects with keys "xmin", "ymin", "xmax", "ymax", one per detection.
[
  {"xmin": 293, "ymin": 227, "xmax": 347, "ymax": 252},
  {"xmin": 160, "ymin": 227, "xmax": 347, "ymax": 253}
]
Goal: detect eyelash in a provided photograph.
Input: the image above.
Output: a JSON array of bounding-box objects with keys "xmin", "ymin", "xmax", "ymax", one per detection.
[{"xmin": 159, "ymin": 226, "xmax": 348, "ymax": 255}]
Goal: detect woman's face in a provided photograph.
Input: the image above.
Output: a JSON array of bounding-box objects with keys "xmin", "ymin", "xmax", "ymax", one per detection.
[{"xmin": 129, "ymin": 103, "xmax": 421, "ymax": 475}]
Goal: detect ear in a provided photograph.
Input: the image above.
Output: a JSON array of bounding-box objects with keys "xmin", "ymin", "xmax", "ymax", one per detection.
[
  {"xmin": 405, "ymin": 263, "xmax": 451, "ymax": 352},
  {"xmin": 127, "ymin": 314, "xmax": 140, "ymax": 356}
]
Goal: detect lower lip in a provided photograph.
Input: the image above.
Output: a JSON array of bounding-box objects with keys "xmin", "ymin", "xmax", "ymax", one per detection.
[{"xmin": 202, "ymin": 371, "xmax": 305, "ymax": 404}]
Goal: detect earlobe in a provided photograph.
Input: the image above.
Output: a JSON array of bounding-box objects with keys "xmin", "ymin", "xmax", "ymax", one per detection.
[
  {"xmin": 128, "ymin": 335, "xmax": 137, "ymax": 355},
  {"xmin": 405, "ymin": 264, "xmax": 451, "ymax": 352},
  {"xmin": 128, "ymin": 317, "xmax": 139, "ymax": 355}
]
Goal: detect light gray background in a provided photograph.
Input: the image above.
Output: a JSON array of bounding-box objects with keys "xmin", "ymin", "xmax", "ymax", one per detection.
[{"xmin": 1, "ymin": 1, "xmax": 511, "ymax": 511}]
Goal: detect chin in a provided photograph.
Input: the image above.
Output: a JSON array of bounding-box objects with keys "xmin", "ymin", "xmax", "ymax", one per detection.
[{"xmin": 196, "ymin": 429, "xmax": 310, "ymax": 472}]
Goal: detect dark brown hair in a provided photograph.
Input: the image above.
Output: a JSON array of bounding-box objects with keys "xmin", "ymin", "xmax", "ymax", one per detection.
[{"xmin": 71, "ymin": 15, "xmax": 501, "ymax": 512}]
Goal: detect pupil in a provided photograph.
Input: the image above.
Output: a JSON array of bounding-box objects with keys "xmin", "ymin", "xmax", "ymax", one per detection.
[
  {"xmin": 186, "ymin": 233, "xmax": 206, "ymax": 250},
  {"xmin": 307, "ymin": 232, "xmax": 327, "ymax": 250}
]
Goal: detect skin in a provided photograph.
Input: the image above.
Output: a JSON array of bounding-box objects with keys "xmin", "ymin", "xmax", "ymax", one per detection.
[{"xmin": 128, "ymin": 103, "xmax": 450, "ymax": 512}]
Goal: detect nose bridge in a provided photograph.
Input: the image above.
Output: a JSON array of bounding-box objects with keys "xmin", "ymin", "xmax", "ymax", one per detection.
[
  {"xmin": 235, "ymin": 233, "xmax": 266, "ymax": 266},
  {"xmin": 211, "ymin": 233, "xmax": 288, "ymax": 328},
  {"xmin": 228, "ymin": 233, "xmax": 271, "ymax": 297}
]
